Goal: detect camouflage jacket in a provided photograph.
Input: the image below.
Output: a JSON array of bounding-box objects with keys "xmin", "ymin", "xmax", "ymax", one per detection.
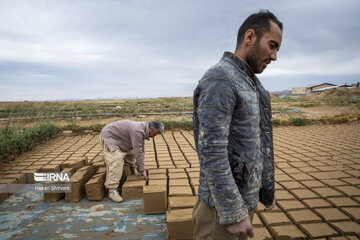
[{"xmin": 193, "ymin": 51, "xmax": 275, "ymax": 225}]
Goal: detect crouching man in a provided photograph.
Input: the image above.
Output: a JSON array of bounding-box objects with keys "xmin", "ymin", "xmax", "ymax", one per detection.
[{"xmin": 99, "ymin": 120, "xmax": 164, "ymax": 202}]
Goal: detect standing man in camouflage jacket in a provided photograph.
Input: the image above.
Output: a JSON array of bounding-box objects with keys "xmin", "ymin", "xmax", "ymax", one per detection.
[{"xmin": 192, "ymin": 10, "xmax": 283, "ymax": 239}]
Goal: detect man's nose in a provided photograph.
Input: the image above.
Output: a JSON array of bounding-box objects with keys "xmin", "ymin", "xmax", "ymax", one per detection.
[{"xmin": 270, "ymin": 51, "xmax": 277, "ymax": 61}]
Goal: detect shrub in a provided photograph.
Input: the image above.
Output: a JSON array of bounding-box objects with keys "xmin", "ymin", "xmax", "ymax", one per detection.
[{"xmin": 0, "ymin": 122, "xmax": 59, "ymax": 162}]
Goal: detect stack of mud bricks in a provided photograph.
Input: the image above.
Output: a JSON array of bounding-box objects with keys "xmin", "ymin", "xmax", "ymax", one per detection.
[
  {"xmin": 140, "ymin": 135, "xmax": 200, "ymax": 240},
  {"xmin": 0, "ymin": 135, "xmax": 106, "ymax": 203},
  {"xmin": 40, "ymin": 156, "xmax": 107, "ymax": 202}
]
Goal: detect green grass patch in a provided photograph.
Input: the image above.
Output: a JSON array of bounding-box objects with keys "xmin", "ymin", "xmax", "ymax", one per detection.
[{"xmin": 0, "ymin": 122, "xmax": 59, "ymax": 162}]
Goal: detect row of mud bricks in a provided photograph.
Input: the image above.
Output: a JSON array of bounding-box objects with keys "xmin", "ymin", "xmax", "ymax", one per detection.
[{"xmin": 1, "ymin": 124, "xmax": 360, "ymax": 239}]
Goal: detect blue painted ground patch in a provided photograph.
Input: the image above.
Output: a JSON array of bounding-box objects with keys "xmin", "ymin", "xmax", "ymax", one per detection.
[{"xmin": 0, "ymin": 190, "xmax": 167, "ymax": 239}]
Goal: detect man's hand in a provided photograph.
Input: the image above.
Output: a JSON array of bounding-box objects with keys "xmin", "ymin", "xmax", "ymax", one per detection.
[
  {"xmin": 226, "ymin": 215, "xmax": 254, "ymax": 238},
  {"xmin": 264, "ymin": 196, "xmax": 276, "ymax": 211},
  {"xmin": 141, "ymin": 170, "xmax": 148, "ymax": 180}
]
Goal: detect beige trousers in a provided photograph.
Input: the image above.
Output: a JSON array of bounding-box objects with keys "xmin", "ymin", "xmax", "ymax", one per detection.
[
  {"xmin": 99, "ymin": 135, "xmax": 136, "ymax": 190},
  {"xmin": 192, "ymin": 199, "xmax": 254, "ymax": 240}
]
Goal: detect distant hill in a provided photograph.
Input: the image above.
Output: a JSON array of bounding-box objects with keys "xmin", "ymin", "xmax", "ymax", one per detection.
[{"xmin": 271, "ymin": 90, "xmax": 290, "ymax": 95}]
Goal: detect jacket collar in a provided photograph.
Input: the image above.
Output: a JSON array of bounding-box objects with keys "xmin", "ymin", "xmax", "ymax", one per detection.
[
  {"xmin": 223, "ymin": 51, "xmax": 255, "ymax": 78},
  {"xmin": 145, "ymin": 123, "xmax": 150, "ymax": 140}
]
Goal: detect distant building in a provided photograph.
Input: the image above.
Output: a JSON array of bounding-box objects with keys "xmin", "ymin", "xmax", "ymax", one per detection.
[
  {"xmin": 290, "ymin": 82, "xmax": 357, "ymax": 96},
  {"xmin": 290, "ymin": 87, "xmax": 307, "ymax": 96},
  {"xmin": 306, "ymin": 83, "xmax": 337, "ymax": 95}
]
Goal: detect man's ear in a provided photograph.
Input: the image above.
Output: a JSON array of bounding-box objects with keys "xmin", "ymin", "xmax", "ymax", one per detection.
[{"xmin": 244, "ymin": 29, "xmax": 257, "ymax": 46}]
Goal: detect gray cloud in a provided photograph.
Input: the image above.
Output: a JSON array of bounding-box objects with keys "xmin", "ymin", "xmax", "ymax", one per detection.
[{"xmin": 0, "ymin": 0, "xmax": 359, "ymax": 100}]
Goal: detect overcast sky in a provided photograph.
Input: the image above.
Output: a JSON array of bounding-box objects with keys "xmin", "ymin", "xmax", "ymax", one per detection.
[{"xmin": 0, "ymin": 0, "xmax": 359, "ymax": 101}]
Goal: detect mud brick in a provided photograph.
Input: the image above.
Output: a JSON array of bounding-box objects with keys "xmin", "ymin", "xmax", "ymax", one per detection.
[
  {"xmin": 148, "ymin": 173, "xmax": 167, "ymax": 180},
  {"xmin": 187, "ymin": 172, "xmax": 199, "ymax": 178},
  {"xmin": 341, "ymin": 177, "xmax": 360, "ymax": 185},
  {"xmin": 168, "ymin": 168, "xmax": 185, "ymax": 173},
  {"xmin": 11, "ymin": 166, "xmax": 27, "ymax": 171},
  {"xmin": 303, "ymin": 198, "xmax": 332, "ymax": 208},
  {"xmin": 51, "ymin": 160, "xmax": 65, "ymax": 165},
  {"xmin": 85, "ymin": 172, "xmax": 106, "ymax": 201},
  {"xmin": 92, "ymin": 161, "xmax": 105, "ymax": 168},
  {"xmin": 166, "ymin": 208, "xmax": 193, "ymax": 240},
  {"xmin": 190, "ymin": 163, "xmax": 200, "ymax": 168},
  {"xmin": 259, "ymin": 211, "xmax": 292, "ymax": 226},
  {"xmin": 341, "ymin": 207, "xmax": 360, "ymax": 220},
  {"xmin": 17, "ymin": 162, "xmax": 32, "ymax": 166},
  {"xmin": 126, "ymin": 175, "xmax": 146, "ymax": 181},
  {"xmin": 43, "ymin": 167, "xmax": 75, "ymax": 202},
  {"xmin": 186, "ymin": 167, "xmax": 200, "ymax": 173},
  {"xmin": 345, "ymin": 170, "xmax": 359, "ymax": 177},
  {"xmin": 290, "ymin": 189, "xmax": 318, "ymax": 199},
  {"xmin": 270, "ymin": 224, "xmax": 307, "ymax": 239},
  {"xmin": 169, "ymin": 185, "xmax": 193, "ymax": 197},
  {"xmin": 169, "ymin": 179, "xmax": 189, "ymax": 187},
  {"xmin": 312, "ymin": 187, "xmax": 344, "ymax": 197},
  {"xmin": 288, "ymin": 173, "xmax": 314, "ymax": 181},
  {"xmin": 65, "ymin": 165, "xmax": 96, "ymax": 202},
  {"xmin": 21, "ymin": 170, "xmax": 37, "ymax": 184},
  {"xmin": 148, "ymin": 169, "xmax": 167, "ymax": 174},
  {"xmin": 276, "ymin": 189, "xmax": 296, "ymax": 200},
  {"xmin": 253, "ymin": 227, "xmax": 271, "ymax": 239},
  {"xmin": 62, "ymin": 130, "xmax": 73, "ymax": 136},
  {"xmin": 122, "ymin": 180, "xmax": 146, "ymax": 199},
  {"xmin": 335, "ymin": 186, "xmax": 360, "ymax": 196},
  {"xmin": 26, "ymin": 165, "xmax": 43, "ymax": 171},
  {"xmin": 300, "ymin": 223, "xmax": 339, "ymax": 238},
  {"xmin": 321, "ymin": 179, "xmax": 347, "ymax": 186},
  {"xmin": 277, "ymin": 200, "xmax": 306, "ymax": 210},
  {"xmin": 175, "ymin": 163, "xmax": 189, "ymax": 168},
  {"xmin": 5, "ymin": 170, "xmax": 20, "ymax": 174},
  {"xmin": 61, "ymin": 167, "xmax": 76, "ymax": 175},
  {"xmin": 168, "ymin": 196, "xmax": 197, "ymax": 210},
  {"xmin": 192, "ymin": 184, "xmax": 199, "ymax": 196},
  {"xmin": 327, "ymin": 197, "xmax": 358, "ymax": 207},
  {"xmin": 257, "ymin": 201, "xmax": 281, "ymax": 212},
  {"xmin": 315, "ymin": 208, "xmax": 350, "ymax": 221},
  {"xmin": 39, "ymin": 164, "xmax": 61, "ymax": 173},
  {"xmin": 0, "ymin": 178, "xmax": 17, "ymax": 202},
  {"xmin": 329, "ymin": 237, "xmax": 353, "ymax": 240},
  {"xmin": 61, "ymin": 156, "xmax": 88, "ymax": 170},
  {"xmin": 161, "ymin": 164, "xmax": 175, "ymax": 169},
  {"xmin": 275, "ymin": 174, "xmax": 293, "ymax": 182},
  {"xmin": 279, "ymin": 181, "xmax": 305, "ymax": 190},
  {"xmin": 190, "ymin": 177, "xmax": 199, "ymax": 186},
  {"xmin": 331, "ymin": 221, "xmax": 360, "ymax": 235},
  {"xmin": 282, "ymin": 167, "xmax": 301, "ymax": 174},
  {"xmin": 168, "ymin": 172, "xmax": 188, "ymax": 179},
  {"xmin": 148, "ymin": 179, "xmax": 167, "ymax": 186},
  {"xmin": 3, "ymin": 173, "xmax": 27, "ymax": 184},
  {"xmin": 252, "ymin": 213, "xmax": 263, "ymax": 228},
  {"xmin": 300, "ymin": 180, "xmax": 326, "ymax": 188},
  {"xmin": 143, "ymin": 185, "xmax": 167, "ymax": 214},
  {"xmin": 276, "ymin": 162, "xmax": 293, "ymax": 168},
  {"xmin": 287, "ymin": 209, "xmax": 322, "ymax": 223},
  {"xmin": 310, "ymin": 171, "xmax": 351, "ymax": 180}
]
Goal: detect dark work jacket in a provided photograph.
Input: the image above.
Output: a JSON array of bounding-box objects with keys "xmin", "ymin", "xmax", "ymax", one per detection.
[{"xmin": 193, "ymin": 52, "xmax": 274, "ymax": 224}]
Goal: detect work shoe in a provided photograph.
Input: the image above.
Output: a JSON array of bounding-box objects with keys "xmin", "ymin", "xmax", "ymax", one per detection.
[{"xmin": 108, "ymin": 190, "xmax": 124, "ymax": 203}]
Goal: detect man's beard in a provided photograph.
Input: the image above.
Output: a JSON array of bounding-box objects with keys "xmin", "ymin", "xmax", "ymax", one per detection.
[{"xmin": 246, "ymin": 40, "xmax": 264, "ymax": 74}]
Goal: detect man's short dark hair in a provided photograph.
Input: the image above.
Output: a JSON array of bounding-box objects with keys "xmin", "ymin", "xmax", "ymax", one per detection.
[{"xmin": 236, "ymin": 9, "xmax": 283, "ymax": 49}]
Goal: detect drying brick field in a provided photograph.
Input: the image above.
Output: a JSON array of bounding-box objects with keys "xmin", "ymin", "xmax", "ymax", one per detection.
[{"xmin": 0, "ymin": 123, "xmax": 359, "ymax": 239}]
